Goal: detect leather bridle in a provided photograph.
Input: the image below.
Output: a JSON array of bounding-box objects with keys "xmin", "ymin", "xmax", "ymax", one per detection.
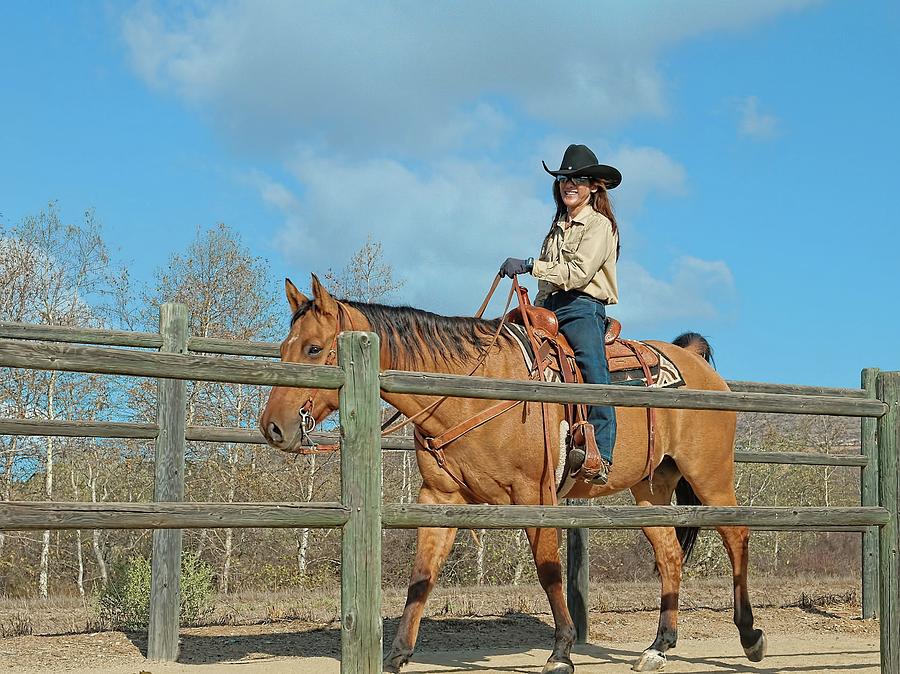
[{"xmin": 286, "ymin": 300, "xmax": 355, "ymax": 454}]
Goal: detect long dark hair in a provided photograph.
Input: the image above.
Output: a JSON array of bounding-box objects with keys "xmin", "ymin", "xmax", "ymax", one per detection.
[{"xmin": 551, "ymin": 179, "xmax": 620, "ymax": 259}]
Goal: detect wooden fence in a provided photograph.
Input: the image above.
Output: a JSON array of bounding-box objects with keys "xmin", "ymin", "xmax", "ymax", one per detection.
[{"xmin": 0, "ymin": 306, "xmax": 897, "ymax": 674}]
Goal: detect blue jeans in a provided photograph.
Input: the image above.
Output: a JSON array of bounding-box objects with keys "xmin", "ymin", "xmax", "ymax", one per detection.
[{"xmin": 542, "ymin": 291, "xmax": 617, "ymax": 464}]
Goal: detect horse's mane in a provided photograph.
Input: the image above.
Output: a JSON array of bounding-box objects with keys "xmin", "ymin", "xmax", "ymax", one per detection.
[
  {"xmin": 290, "ymin": 296, "xmax": 514, "ymax": 369},
  {"xmin": 344, "ymin": 300, "xmax": 513, "ymax": 369},
  {"xmin": 272, "ymin": 300, "xmax": 492, "ymax": 368}
]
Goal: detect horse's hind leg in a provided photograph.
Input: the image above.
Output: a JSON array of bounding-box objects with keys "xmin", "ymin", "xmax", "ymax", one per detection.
[
  {"xmin": 525, "ymin": 526, "xmax": 577, "ymax": 674},
  {"xmin": 630, "ymin": 469, "xmax": 683, "ymax": 672},
  {"xmin": 685, "ymin": 476, "xmax": 767, "ymax": 662},
  {"xmin": 384, "ymin": 488, "xmax": 459, "ymax": 673},
  {"xmin": 716, "ymin": 523, "xmax": 766, "ymax": 661}
]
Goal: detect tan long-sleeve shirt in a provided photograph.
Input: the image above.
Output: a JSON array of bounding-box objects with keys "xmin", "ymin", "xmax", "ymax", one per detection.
[{"xmin": 532, "ymin": 203, "xmax": 618, "ymax": 306}]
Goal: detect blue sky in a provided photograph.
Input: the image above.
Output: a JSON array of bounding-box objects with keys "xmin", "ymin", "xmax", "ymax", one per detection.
[{"xmin": 1, "ymin": 1, "xmax": 897, "ymax": 388}]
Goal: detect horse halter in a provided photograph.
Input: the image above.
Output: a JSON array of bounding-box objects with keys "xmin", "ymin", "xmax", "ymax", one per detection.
[{"xmin": 290, "ymin": 301, "xmax": 355, "ymax": 454}]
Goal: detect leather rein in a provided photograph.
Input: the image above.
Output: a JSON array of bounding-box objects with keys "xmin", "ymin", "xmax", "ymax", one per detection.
[{"xmin": 286, "ymin": 277, "xmax": 559, "ymax": 505}]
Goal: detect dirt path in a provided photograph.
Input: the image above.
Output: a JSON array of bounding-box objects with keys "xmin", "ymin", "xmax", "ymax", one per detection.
[{"xmin": 0, "ymin": 604, "xmax": 880, "ymax": 673}]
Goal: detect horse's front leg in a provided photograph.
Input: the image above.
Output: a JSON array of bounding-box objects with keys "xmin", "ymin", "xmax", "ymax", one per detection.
[
  {"xmin": 384, "ymin": 488, "xmax": 460, "ymax": 673},
  {"xmin": 525, "ymin": 526, "xmax": 577, "ymax": 674}
]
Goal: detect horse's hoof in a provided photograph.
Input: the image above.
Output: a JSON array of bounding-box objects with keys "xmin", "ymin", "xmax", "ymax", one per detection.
[
  {"xmin": 743, "ymin": 631, "xmax": 767, "ymax": 662},
  {"xmin": 383, "ymin": 647, "xmax": 412, "ymax": 673},
  {"xmin": 632, "ymin": 649, "xmax": 667, "ymax": 672},
  {"xmin": 541, "ymin": 658, "xmax": 575, "ymax": 674}
]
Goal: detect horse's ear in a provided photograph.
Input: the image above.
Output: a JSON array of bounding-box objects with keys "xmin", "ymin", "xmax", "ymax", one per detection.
[
  {"xmin": 310, "ymin": 273, "xmax": 338, "ymax": 316},
  {"xmin": 285, "ymin": 278, "xmax": 309, "ymax": 315}
]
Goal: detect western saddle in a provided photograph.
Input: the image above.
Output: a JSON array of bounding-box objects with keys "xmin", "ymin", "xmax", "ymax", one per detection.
[{"xmin": 506, "ymin": 286, "xmax": 660, "ymax": 484}]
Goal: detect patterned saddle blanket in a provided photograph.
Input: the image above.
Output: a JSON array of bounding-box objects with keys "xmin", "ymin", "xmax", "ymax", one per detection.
[{"xmin": 503, "ymin": 321, "xmax": 685, "ymax": 389}]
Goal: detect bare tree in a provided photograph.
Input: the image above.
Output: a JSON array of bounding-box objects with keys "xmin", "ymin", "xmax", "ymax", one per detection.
[
  {"xmin": 143, "ymin": 223, "xmax": 279, "ymax": 592},
  {"xmin": 0, "ymin": 203, "xmax": 116, "ymax": 597},
  {"xmin": 322, "ymin": 235, "xmax": 405, "ymax": 303}
]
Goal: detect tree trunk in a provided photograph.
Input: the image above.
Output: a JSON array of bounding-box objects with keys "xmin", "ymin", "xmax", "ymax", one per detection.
[
  {"xmin": 221, "ymin": 527, "xmax": 233, "ymax": 594},
  {"xmin": 297, "ymin": 455, "xmax": 317, "ymax": 578},
  {"xmin": 88, "ymin": 465, "xmax": 108, "ymax": 588},
  {"xmin": 39, "ymin": 373, "xmax": 57, "ymax": 599},
  {"xmin": 512, "ymin": 531, "xmax": 528, "ymax": 585},
  {"xmin": 773, "ymin": 489, "xmax": 780, "ymax": 571},
  {"xmin": 401, "ymin": 452, "xmax": 411, "ymax": 504},
  {"xmin": 220, "ymin": 445, "xmax": 238, "ymax": 594},
  {"xmin": 39, "ymin": 530, "xmax": 51, "ymax": 598},
  {"xmin": 74, "ymin": 528, "xmax": 85, "ymax": 598},
  {"xmin": 70, "ymin": 469, "xmax": 85, "ymax": 598},
  {"xmin": 0, "ymin": 436, "xmax": 17, "ymax": 560},
  {"xmin": 476, "ymin": 529, "xmax": 486, "ymax": 585}
]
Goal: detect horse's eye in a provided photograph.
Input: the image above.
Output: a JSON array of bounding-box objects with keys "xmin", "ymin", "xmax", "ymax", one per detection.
[{"xmin": 306, "ymin": 344, "xmax": 323, "ymax": 357}]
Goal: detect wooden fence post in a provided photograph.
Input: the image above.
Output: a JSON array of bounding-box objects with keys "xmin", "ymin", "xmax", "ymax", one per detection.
[
  {"xmin": 147, "ymin": 303, "xmax": 189, "ymax": 661},
  {"xmin": 877, "ymin": 371, "xmax": 899, "ymax": 674},
  {"xmin": 339, "ymin": 332, "xmax": 382, "ymax": 674},
  {"xmin": 566, "ymin": 501, "xmax": 590, "ymax": 644},
  {"xmin": 862, "ymin": 368, "xmax": 881, "ymax": 619}
]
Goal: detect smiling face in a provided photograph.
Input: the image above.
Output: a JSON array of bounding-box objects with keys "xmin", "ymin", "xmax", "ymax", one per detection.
[
  {"xmin": 557, "ymin": 176, "xmax": 595, "ymax": 216},
  {"xmin": 259, "ymin": 275, "xmax": 341, "ymax": 451}
]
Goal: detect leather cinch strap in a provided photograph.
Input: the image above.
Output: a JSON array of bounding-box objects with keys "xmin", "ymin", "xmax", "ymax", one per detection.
[{"xmin": 620, "ymin": 339, "xmax": 658, "ymax": 484}]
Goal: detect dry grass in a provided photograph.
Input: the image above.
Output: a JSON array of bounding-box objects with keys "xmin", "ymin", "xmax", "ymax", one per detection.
[
  {"xmin": 0, "ymin": 611, "xmax": 34, "ymax": 638},
  {"xmin": 0, "ymin": 575, "xmax": 862, "ymax": 637}
]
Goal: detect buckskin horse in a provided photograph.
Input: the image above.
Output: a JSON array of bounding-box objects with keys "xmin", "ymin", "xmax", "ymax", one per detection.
[{"xmin": 260, "ymin": 275, "xmax": 766, "ymax": 674}]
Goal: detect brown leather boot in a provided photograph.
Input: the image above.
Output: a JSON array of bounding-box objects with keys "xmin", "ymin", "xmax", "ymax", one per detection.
[{"xmin": 572, "ymin": 421, "xmax": 609, "ymax": 485}]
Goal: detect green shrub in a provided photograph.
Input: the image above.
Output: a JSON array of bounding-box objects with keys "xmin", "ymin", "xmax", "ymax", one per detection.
[
  {"xmin": 98, "ymin": 552, "xmax": 215, "ymax": 631},
  {"xmin": 98, "ymin": 555, "xmax": 152, "ymax": 631},
  {"xmin": 179, "ymin": 552, "xmax": 215, "ymax": 626}
]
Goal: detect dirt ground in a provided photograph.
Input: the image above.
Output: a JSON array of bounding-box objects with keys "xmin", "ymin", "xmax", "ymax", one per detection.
[{"xmin": 0, "ymin": 579, "xmax": 882, "ymax": 673}]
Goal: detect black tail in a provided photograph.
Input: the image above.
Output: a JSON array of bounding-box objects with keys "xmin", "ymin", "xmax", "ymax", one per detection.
[
  {"xmin": 674, "ymin": 477, "xmax": 701, "ymax": 562},
  {"xmin": 673, "ymin": 331, "xmax": 715, "ymax": 368}
]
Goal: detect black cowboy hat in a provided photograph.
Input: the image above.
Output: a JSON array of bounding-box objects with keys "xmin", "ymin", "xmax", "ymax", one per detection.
[{"xmin": 542, "ymin": 144, "xmax": 622, "ymax": 189}]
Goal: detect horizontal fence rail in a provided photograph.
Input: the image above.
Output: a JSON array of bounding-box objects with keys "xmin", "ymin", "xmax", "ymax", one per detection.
[
  {"xmin": 732, "ymin": 450, "xmax": 867, "ymax": 466},
  {"xmin": 0, "ymin": 418, "xmax": 160, "ymax": 439},
  {"xmin": 0, "ymin": 502, "xmax": 887, "ymax": 532},
  {"xmin": 383, "ymin": 504, "xmax": 891, "ymax": 531},
  {"xmin": 380, "ymin": 370, "xmax": 887, "ymax": 417},
  {"xmin": 0, "ymin": 321, "xmax": 164, "ymax": 349},
  {"xmin": 0, "ymin": 502, "xmax": 351, "ymax": 530},
  {"xmin": 0, "ymin": 340, "xmax": 344, "ymax": 389},
  {"xmin": 0, "ymin": 418, "xmax": 869, "ymax": 465},
  {"xmin": 726, "ymin": 380, "xmax": 868, "ymax": 398},
  {"xmin": 0, "ymin": 321, "xmax": 869, "ymax": 400}
]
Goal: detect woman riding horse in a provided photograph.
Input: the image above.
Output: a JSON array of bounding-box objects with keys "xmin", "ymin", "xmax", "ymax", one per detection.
[{"xmin": 500, "ymin": 143, "xmax": 622, "ymax": 485}]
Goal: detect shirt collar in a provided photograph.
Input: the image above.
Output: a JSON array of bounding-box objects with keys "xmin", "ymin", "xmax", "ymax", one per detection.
[
  {"xmin": 571, "ymin": 202, "xmax": 596, "ymax": 224},
  {"xmin": 555, "ymin": 202, "xmax": 596, "ymax": 229}
]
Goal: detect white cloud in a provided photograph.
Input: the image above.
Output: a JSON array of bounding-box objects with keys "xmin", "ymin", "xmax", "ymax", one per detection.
[
  {"xmin": 121, "ymin": 1, "xmax": 815, "ymax": 156},
  {"xmin": 261, "ymin": 152, "xmax": 549, "ymax": 314},
  {"xmin": 737, "ymin": 96, "xmax": 779, "ymax": 140},
  {"xmin": 615, "ymin": 256, "xmax": 736, "ymax": 328},
  {"xmin": 250, "ymin": 171, "xmax": 301, "ymax": 213},
  {"xmin": 607, "ymin": 146, "xmax": 688, "ymax": 214},
  {"xmin": 257, "ymin": 146, "xmax": 727, "ymax": 329},
  {"xmin": 118, "ymin": 0, "xmax": 807, "ymax": 327}
]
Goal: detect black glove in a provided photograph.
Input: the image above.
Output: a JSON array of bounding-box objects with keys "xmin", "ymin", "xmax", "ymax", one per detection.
[{"xmin": 499, "ymin": 257, "xmax": 534, "ymax": 278}]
